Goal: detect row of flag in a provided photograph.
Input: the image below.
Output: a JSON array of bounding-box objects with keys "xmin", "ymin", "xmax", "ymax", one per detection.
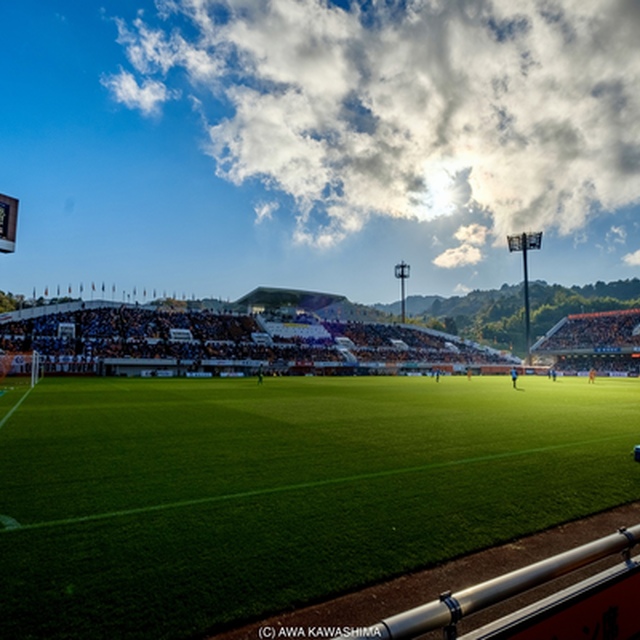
[{"xmin": 31, "ymin": 283, "xmax": 197, "ymax": 301}]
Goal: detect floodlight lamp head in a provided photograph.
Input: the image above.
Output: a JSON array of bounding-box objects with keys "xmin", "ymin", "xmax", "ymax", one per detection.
[
  {"xmin": 526, "ymin": 231, "xmax": 543, "ymax": 250},
  {"xmin": 507, "ymin": 235, "xmax": 523, "ymax": 252},
  {"xmin": 507, "ymin": 231, "xmax": 543, "ymax": 252},
  {"xmin": 395, "ymin": 261, "xmax": 410, "ymax": 279}
]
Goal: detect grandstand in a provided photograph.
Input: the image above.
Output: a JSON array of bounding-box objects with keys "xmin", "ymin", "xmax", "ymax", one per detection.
[
  {"xmin": 532, "ymin": 308, "xmax": 640, "ymax": 376},
  {"xmin": 0, "ymin": 288, "xmax": 519, "ymax": 378}
]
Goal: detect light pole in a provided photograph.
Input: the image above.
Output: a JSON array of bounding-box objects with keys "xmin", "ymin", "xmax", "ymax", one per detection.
[
  {"xmin": 507, "ymin": 232, "xmax": 542, "ymax": 365},
  {"xmin": 394, "ymin": 261, "xmax": 410, "ymax": 324}
]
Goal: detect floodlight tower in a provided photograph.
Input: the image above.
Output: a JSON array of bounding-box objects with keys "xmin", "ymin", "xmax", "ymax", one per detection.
[
  {"xmin": 507, "ymin": 231, "xmax": 543, "ymax": 366},
  {"xmin": 394, "ymin": 261, "xmax": 410, "ymax": 324}
]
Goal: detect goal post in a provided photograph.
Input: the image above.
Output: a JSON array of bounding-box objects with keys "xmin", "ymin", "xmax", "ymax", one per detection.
[
  {"xmin": 0, "ymin": 351, "xmax": 42, "ymax": 388},
  {"xmin": 31, "ymin": 350, "xmax": 41, "ymax": 388}
]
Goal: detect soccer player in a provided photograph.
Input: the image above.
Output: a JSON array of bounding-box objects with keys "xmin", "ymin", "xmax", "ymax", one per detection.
[{"xmin": 510, "ymin": 366, "xmax": 518, "ymax": 389}]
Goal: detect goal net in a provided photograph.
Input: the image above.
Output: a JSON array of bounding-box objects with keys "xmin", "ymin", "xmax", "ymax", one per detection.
[{"xmin": 0, "ymin": 351, "xmax": 42, "ymax": 388}]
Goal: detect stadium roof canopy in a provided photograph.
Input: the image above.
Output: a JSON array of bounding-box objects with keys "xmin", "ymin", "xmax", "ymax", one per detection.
[{"xmin": 235, "ymin": 287, "xmax": 347, "ymax": 312}]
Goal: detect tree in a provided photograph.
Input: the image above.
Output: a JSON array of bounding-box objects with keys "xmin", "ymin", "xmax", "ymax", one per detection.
[
  {"xmin": 0, "ymin": 291, "xmax": 20, "ymax": 313},
  {"xmin": 443, "ymin": 317, "xmax": 458, "ymax": 335}
]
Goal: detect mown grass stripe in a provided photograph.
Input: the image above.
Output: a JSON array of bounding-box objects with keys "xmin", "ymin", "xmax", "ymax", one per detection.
[
  {"xmin": 0, "ymin": 387, "xmax": 32, "ymax": 432},
  {"xmin": 2, "ymin": 432, "xmax": 631, "ymax": 534}
]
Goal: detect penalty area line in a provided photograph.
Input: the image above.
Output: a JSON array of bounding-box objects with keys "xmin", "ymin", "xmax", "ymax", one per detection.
[{"xmin": 1, "ymin": 432, "xmax": 633, "ymax": 534}]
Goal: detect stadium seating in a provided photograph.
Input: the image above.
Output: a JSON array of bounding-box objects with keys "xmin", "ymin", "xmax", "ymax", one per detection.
[
  {"xmin": 0, "ymin": 304, "xmax": 518, "ymax": 376},
  {"xmin": 533, "ymin": 309, "xmax": 640, "ymax": 375}
]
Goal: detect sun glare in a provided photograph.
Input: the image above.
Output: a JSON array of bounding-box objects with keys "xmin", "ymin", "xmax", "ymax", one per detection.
[{"xmin": 414, "ymin": 164, "xmax": 469, "ymax": 221}]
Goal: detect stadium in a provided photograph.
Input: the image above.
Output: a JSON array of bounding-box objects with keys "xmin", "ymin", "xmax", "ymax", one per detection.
[
  {"xmin": 0, "ymin": 286, "xmax": 521, "ymax": 380},
  {"xmin": 532, "ymin": 308, "xmax": 640, "ymax": 377},
  {"xmin": 4, "ymin": 2, "xmax": 640, "ymax": 637},
  {"xmin": 1, "ymin": 285, "xmax": 640, "ymax": 640}
]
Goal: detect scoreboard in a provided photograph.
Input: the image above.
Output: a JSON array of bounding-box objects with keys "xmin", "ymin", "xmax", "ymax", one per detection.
[{"xmin": 0, "ymin": 193, "xmax": 19, "ymax": 253}]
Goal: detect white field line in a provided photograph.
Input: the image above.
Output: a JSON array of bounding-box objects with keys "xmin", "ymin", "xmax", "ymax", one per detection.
[
  {"xmin": 0, "ymin": 386, "xmax": 33, "ymax": 432},
  {"xmin": 0, "ymin": 432, "xmax": 633, "ymax": 534},
  {"xmin": 0, "ymin": 514, "xmax": 21, "ymax": 529},
  {"xmin": 0, "ymin": 387, "xmax": 35, "ymax": 531}
]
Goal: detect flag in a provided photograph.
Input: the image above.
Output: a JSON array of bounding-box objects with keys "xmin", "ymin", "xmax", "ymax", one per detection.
[
  {"xmin": 32, "ymin": 287, "xmax": 36, "ymax": 299},
  {"xmin": 57, "ymin": 285, "xmax": 60, "ymax": 296},
  {"xmin": 102, "ymin": 282, "xmax": 105, "ymax": 292},
  {"xmin": 80, "ymin": 283, "xmax": 83, "ymax": 293},
  {"xmin": 45, "ymin": 286, "xmax": 49, "ymax": 297},
  {"xmin": 92, "ymin": 282, "xmax": 96, "ymax": 292}
]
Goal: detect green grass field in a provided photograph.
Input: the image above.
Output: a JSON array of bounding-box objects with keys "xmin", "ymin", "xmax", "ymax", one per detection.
[{"xmin": 1, "ymin": 374, "xmax": 639, "ymax": 639}]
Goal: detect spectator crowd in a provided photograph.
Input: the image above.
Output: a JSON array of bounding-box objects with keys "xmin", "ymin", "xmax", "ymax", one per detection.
[
  {"xmin": 536, "ymin": 309, "xmax": 640, "ymax": 351},
  {"xmin": 0, "ymin": 304, "xmax": 517, "ymax": 375},
  {"xmin": 534, "ymin": 309, "xmax": 640, "ymax": 375}
]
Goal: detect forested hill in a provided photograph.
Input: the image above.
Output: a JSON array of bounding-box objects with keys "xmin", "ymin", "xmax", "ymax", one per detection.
[{"xmin": 373, "ymin": 277, "xmax": 640, "ymax": 355}]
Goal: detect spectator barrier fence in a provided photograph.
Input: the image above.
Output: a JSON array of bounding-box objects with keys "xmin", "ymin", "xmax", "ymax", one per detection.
[{"xmin": 337, "ymin": 524, "xmax": 640, "ymax": 640}]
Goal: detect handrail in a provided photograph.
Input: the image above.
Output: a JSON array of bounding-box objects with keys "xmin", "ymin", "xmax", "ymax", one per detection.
[{"xmin": 340, "ymin": 524, "xmax": 640, "ymax": 640}]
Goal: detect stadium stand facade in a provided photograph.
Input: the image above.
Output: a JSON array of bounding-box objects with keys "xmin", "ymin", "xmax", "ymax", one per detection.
[
  {"xmin": 532, "ymin": 308, "xmax": 640, "ymax": 376},
  {"xmin": 0, "ymin": 293, "xmax": 519, "ymax": 378}
]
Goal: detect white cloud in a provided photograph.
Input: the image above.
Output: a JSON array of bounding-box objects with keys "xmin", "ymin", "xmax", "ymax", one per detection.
[
  {"xmin": 433, "ymin": 223, "xmax": 488, "ymax": 269},
  {"xmin": 433, "ymin": 244, "xmax": 483, "ymax": 269},
  {"xmin": 454, "ymin": 224, "xmax": 489, "ymax": 246},
  {"xmin": 107, "ymin": 0, "xmax": 640, "ymax": 246},
  {"xmin": 622, "ymin": 249, "xmax": 640, "ymax": 266},
  {"xmin": 607, "ymin": 225, "xmax": 627, "ymax": 245},
  {"xmin": 454, "ymin": 283, "xmax": 472, "ymax": 295},
  {"xmin": 101, "ymin": 69, "xmax": 175, "ymax": 116},
  {"xmin": 254, "ymin": 201, "xmax": 279, "ymax": 225}
]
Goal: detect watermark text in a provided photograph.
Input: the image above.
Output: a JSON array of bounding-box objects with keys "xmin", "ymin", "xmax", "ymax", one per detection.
[{"xmin": 257, "ymin": 625, "xmax": 382, "ymax": 639}]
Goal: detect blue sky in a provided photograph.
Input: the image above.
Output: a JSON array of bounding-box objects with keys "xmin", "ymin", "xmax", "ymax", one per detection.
[{"xmin": 2, "ymin": 0, "xmax": 640, "ymax": 306}]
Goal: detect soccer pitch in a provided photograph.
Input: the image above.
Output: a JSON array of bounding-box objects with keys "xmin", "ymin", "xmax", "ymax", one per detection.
[{"xmin": 1, "ymin": 375, "xmax": 639, "ymax": 639}]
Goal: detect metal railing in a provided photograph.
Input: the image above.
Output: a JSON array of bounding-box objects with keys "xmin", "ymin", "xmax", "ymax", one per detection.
[{"xmin": 340, "ymin": 523, "xmax": 640, "ymax": 640}]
